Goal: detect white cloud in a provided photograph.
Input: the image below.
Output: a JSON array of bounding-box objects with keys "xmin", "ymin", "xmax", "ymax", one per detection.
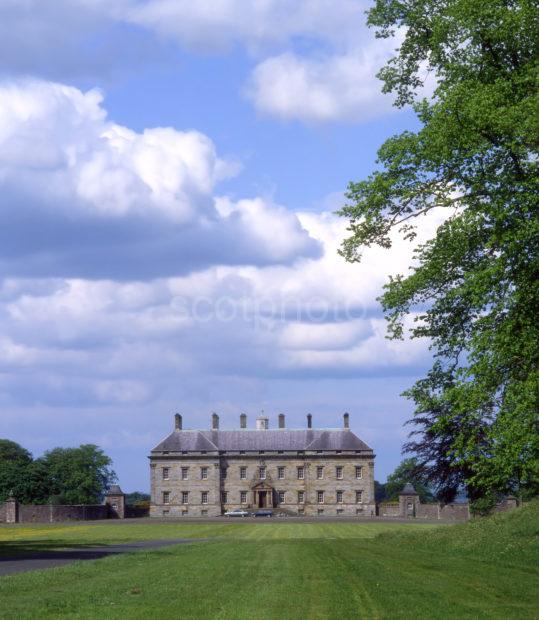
[
  {"xmin": 0, "ymin": 78, "xmax": 320, "ymax": 279},
  {"xmin": 0, "ymin": 1, "xmax": 400, "ymax": 125},
  {"xmin": 117, "ymin": 0, "xmax": 366, "ymax": 50},
  {"xmin": 246, "ymin": 39, "xmax": 399, "ymax": 122}
]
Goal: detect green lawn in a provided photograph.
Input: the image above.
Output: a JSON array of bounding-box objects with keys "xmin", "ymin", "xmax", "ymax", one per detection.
[{"xmin": 0, "ymin": 503, "xmax": 537, "ymax": 619}]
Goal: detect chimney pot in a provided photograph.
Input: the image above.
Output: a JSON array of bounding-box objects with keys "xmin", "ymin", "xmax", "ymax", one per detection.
[
  {"xmin": 240, "ymin": 413, "xmax": 247, "ymax": 429},
  {"xmin": 278, "ymin": 413, "xmax": 285, "ymax": 429},
  {"xmin": 211, "ymin": 412, "xmax": 219, "ymax": 430},
  {"xmin": 174, "ymin": 413, "xmax": 182, "ymax": 431},
  {"xmin": 343, "ymin": 412, "xmax": 350, "ymax": 429},
  {"xmin": 307, "ymin": 413, "xmax": 312, "ymax": 429}
]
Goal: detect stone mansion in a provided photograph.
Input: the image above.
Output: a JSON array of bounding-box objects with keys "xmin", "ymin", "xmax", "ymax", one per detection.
[{"xmin": 149, "ymin": 412, "xmax": 376, "ymax": 517}]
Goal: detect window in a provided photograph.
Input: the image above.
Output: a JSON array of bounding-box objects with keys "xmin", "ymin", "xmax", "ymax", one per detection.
[
  {"xmin": 259, "ymin": 466, "xmax": 266, "ymax": 480},
  {"xmin": 240, "ymin": 466, "xmax": 247, "ymax": 480},
  {"xmin": 163, "ymin": 510, "xmax": 170, "ymax": 516},
  {"xmin": 221, "ymin": 468, "xmax": 227, "ymax": 479},
  {"xmin": 239, "ymin": 451, "xmax": 246, "ymax": 455},
  {"xmin": 201, "ymin": 467, "xmax": 208, "ymax": 480},
  {"xmin": 278, "ymin": 491, "xmax": 285, "ymax": 504},
  {"xmin": 181, "ymin": 491, "xmax": 189, "ymax": 504},
  {"xmin": 181, "ymin": 467, "xmax": 189, "ymax": 480},
  {"xmin": 201, "ymin": 509, "xmax": 208, "ymax": 516},
  {"xmin": 163, "ymin": 491, "xmax": 170, "ymax": 504},
  {"xmin": 355, "ymin": 466, "xmax": 363, "ymax": 479},
  {"xmin": 259, "ymin": 451, "xmax": 265, "ymax": 454},
  {"xmin": 316, "ymin": 466, "xmax": 324, "ymax": 479},
  {"xmin": 317, "ymin": 491, "xmax": 324, "ymax": 504},
  {"xmin": 336, "ymin": 508, "xmax": 344, "ymax": 515},
  {"xmin": 298, "ymin": 491, "xmax": 305, "ymax": 504},
  {"xmin": 162, "ymin": 467, "xmax": 169, "ymax": 480},
  {"xmin": 201, "ymin": 451, "xmax": 207, "ymax": 455},
  {"xmin": 222, "ymin": 491, "xmax": 228, "ymax": 504},
  {"xmin": 317, "ymin": 508, "xmax": 324, "ymax": 515},
  {"xmin": 240, "ymin": 491, "xmax": 247, "ymax": 504},
  {"xmin": 336, "ymin": 491, "xmax": 344, "ymax": 503},
  {"xmin": 336, "ymin": 466, "xmax": 343, "ymax": 480},
  {"xmin": 355, "ymin": 490, "xmax": 363, "ymax": 504},
  {"xmin": 201, "ymin": 491, "xmax": 208, "ymax": 504},
  {"xmin": 297, "ymin": 466, "xmax": 305, "ymax": 480},
  {"xmin": 278, "ymin": 466, "xmax": 285, "ymax": 480}
]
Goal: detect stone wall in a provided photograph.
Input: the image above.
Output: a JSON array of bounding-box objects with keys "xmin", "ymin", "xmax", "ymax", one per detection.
[
  {"xmin": 150, "ymin": 454, "xmax": 376, "ymax": 517},
  {"xmin": 17, "ymin": 504, "xmax": 109, "ymax": 523},
  {"xmin": 377, "ymin": 502, "xmax": 400, "ymax": 517},
  {"xmin": 379, "ymin": 493, "xmax": 517, "ymax": 521},
  {"xmin": 0, "ymin": 500, "xmax": 144, "ymax": 523}
]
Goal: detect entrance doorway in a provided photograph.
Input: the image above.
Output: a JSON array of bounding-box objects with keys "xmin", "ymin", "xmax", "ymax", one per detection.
[{"xmin": 258, "ymin": 491, "xmax": 267, "ymax": 508}]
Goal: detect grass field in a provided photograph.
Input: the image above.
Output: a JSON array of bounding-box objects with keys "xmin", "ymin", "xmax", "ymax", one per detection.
[{"xmin": 0, "ymin": 502, "xmax": 537, "ymax": 619}]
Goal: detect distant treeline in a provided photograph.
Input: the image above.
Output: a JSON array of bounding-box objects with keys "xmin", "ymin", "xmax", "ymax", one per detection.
[{"xmin": 0, "ymin": 439, "xmax": 116, "ymax": 505}]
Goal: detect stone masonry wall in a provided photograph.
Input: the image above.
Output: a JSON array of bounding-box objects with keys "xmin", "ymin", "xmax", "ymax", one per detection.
[
  {"xmin": 19, "ymin": 504, "xmax": 109, "ymax": 523},
  {"xmin": 150, "ymin": 454, "xmax": 376, "ymax": 517}
]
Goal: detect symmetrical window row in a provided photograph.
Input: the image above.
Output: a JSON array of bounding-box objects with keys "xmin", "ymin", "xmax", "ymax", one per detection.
[
  {"xmin": 162, "ymin": 465, "xmax": 364, "ymax": 481},
  {"xmin": 163, "ymin": 490, "xmax": 363, "ymax": 505}
]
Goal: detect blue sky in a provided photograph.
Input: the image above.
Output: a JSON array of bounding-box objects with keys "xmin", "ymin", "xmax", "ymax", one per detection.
[{"xmin": 0, "ymin": 1, "xmax": 437, "ymax": 491}]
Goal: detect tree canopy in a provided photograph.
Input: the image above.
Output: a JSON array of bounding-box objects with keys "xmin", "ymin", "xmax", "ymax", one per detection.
[
  {"xmin": 339, "ymin": 0, "xmax": 539, "ymax": 506},
  {"xmin": 0, "ymin": 440, "xmax": 116, "ymax": 504}
]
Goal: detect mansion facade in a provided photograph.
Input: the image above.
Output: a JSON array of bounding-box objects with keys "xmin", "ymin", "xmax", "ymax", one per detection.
[{"xmin": 149, "ymin": 412, "xmax": 376, "ymax": 517}]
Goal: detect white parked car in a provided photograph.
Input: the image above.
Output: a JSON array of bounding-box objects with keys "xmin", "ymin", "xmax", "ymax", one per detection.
[{"xmin": 224, "ymin": 508, "xmax": 250, "ymax": 517}]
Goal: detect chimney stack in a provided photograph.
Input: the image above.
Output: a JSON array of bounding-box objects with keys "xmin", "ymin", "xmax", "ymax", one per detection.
[
  {"xmin": 211, "ymin": 412, "xmax": 219, "ymax": 430},
  {"xmin": 240, "ymin": 413, "xmax": 247, "ymax": 429},
  {"xmin": 278, "ymin": 413, "xmax": 285, "ymax": 429},
  {"xmin": 307, "ymin": 413, "xmax": 312, "ymax": 429},
  {"xmin": 343, "ymin": 412, "xmax": 350, "ymax": 429},
  {"xmin": 174, "ymin": 413, "xmax": 182, "ymax": 431}
]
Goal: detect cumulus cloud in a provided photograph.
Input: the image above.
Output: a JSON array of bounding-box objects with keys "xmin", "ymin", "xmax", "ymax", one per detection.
[
  {"xmin": 0, "ymin": 79, "xmax": 320, "ymax": 279},
  {"xmin": 0, "ymin": 1, "xmax": 400, "ymax": 124},
  {"xmin": 0, "ymin": 207, "xmax": 438, "ymax": 392},
  {"xmin": 246, "ymin": 41, "xmax": 397, "ymax": 122}
]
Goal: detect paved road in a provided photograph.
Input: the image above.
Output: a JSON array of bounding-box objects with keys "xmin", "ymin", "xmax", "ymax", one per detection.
[{"xmin": 0, "ymin": 538, "xmax": 201, "ymax": 577}]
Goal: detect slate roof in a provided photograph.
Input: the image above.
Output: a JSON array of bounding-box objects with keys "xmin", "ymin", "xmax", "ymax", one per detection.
[
  {"xmin": 400, "ymin": 483, "xmax": 418, "ymax": 495},
  {"xmin": 106, "ymin": 484, "xmax": 124, "ymax": 495},
  {"xmin": 151, "ymin": 429, "xmax": 372, "ymax": 453}
]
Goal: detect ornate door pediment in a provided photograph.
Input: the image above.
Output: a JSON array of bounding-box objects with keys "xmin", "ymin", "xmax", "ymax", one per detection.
[{"xmin": 251, "ymin": 481, "xmax": 273, "ymax": 491}]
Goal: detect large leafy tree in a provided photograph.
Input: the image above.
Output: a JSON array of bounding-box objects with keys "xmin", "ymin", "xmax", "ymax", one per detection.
[
  {"xmin": 37, "ymin": 444, "xmax": 116, "ymax": 505},
  {"xmin": 339, "ymin": 0, "xmax": 539, "ymax": 505},
  {"xmin": 0, "ymin": 439, "xmax": 33, "ymax": 502},
  {"xmin": 0, "ymin": 440, "xmax": 50, "ymax": 503}
]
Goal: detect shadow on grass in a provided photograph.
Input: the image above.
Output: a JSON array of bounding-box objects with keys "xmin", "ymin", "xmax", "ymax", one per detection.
[{"xmin": 0, "ymin": 538, "xmax": 205, "ymax": 561}]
